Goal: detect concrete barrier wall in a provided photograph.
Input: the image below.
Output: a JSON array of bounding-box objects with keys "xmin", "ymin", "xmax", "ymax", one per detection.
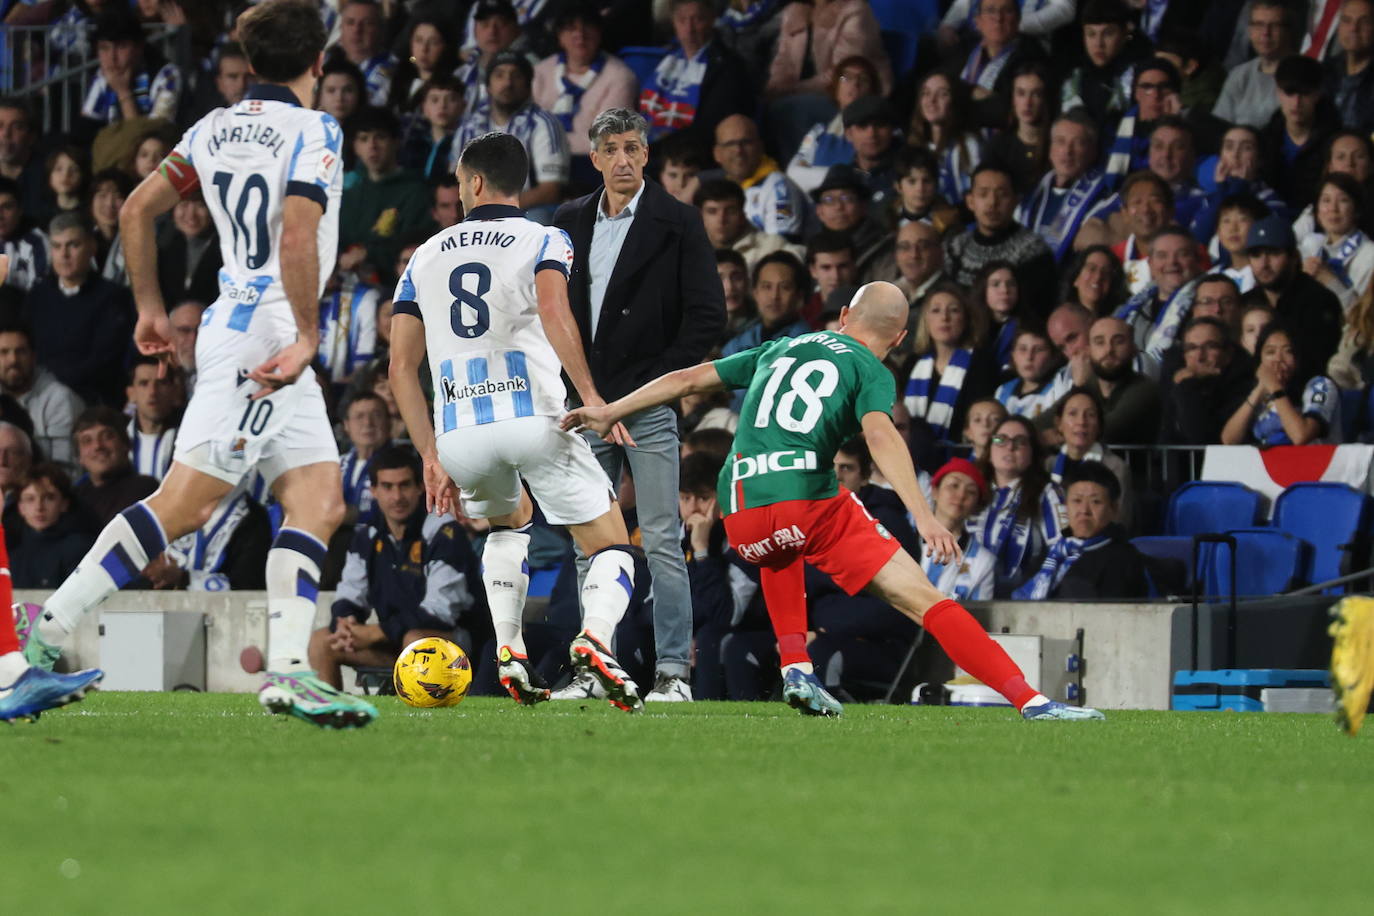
[{"xmin": 25, "ymin": 591, "xmax": 1180, "ymax": 709}]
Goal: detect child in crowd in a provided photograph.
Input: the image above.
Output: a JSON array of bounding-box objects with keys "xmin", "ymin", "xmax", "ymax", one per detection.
[
  {"xmin": 891, "ymin": 146, "xmax": 960, "ymax": 234},
  {"xmin": 1210, "ymin": 193, "xmax": 1267, "ymax": 293},
  {"xmin": 962, "ymin": 397, "xmax": 1009, "ymax": 463},
  {"xmin": 399, "ymin": 76, "xmax": 464, "ymax": 182},
  {"xmin": 997, "ymin": 327, "xmax": 1068, "ymax": 419}
]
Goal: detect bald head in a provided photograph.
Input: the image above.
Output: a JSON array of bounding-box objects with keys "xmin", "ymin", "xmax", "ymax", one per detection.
[
  {"xmin": 714, "ymin": 114, "xmax": 763, "ymax": 182},
  {"xmin": 844, "ymin": 281, "xmax": 909, "ymax": 339},
  {"xmin": 1048, "ymin": 302, "xmax": 1093, "ymax": 358}
]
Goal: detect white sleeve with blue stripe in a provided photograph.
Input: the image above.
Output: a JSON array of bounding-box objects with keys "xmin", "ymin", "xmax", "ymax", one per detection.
[{"xmin": 286, "ymin": 112, "xmax": 345, "ymax": 211}]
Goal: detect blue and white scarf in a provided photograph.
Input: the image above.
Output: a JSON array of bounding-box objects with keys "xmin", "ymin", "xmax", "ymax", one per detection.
[
  {"xmin": 1049, "ymin": 442, "xmax": 1106, "ymax": 484},
  {"xmin": 991, "ymin": 316, "xmax": 1019, "ymax": 375},
  {"xmin": 1012, "ymin": 533, "xmax": 1111, "ymax": 599},
  {"xmin": 934, "ymin": 138, "xmax": 981, "ymax": 203},
  {"xmin": 1140, "ymin": 0, "xmax": 1169, "ymax": 41},
  {"xmin": 972, "ymin": 481, "xmax": 1066, "ymax": 579},
  {"xmin": 341, "ymin": 447, "xmax": 381, "ymax": 519},
  {"xmin": 719, "ymin": 0, "xmax": 778, "ymax": 29},
  {"xmin": 550, "ymin": 52, "xmax": 605, "ymax": 131},
  {"xmin": 923, "ymin": 535, "xmax": 993, "ymax": 601},
  {"xmin": 1017, "ymin": 168, "xmax": 1110, "ymax": 262},
  {"xmin": 641, "ymin": 42, "xmax": 709, "ymax": 141},
  {"xmin": 1105, "ymin": 105, "xmax": 1143, "ymax": 187},
  {"xmin": 961, "ymin": 38, "xmax": 1017, "ymax": 92},
  {"xmin": 1320, "ymin": 231, "xmax": 1365, "ymax": 289},
  {"xmin": 903, "ymin": 348, "xmax": 973, "ymax": 442},
  {"xmin": 165, "ymin": 484, "xmax": 254, "ymax": 592},
  {"xmin": 128, "ymin": 421, "xmax": 177, "ymax": 482},
  {"xmin": 1115, "ymin": 275, "xmax": 1199, "ymax": 361}
]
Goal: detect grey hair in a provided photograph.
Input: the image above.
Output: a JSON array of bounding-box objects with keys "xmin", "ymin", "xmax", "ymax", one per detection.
[
  {"xmin": 0, "ymin": 421, "xmax": 33, "ymax": 457},
  {"xmin": 588, "ymin": 107, "xmax": 649, "ymax": 150},
  {"xmin": 48, "ymin": 210, "xmax": 91, "ymax": 239}
]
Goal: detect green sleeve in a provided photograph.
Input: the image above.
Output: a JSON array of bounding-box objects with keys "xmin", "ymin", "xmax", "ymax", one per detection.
[
  {"xmin": 712, "ymin": 344, "xmax": 768, "ymax": 390},
  {"xmin": 853, "ymin": 355, "xmax": 897, "ymax": 419}
]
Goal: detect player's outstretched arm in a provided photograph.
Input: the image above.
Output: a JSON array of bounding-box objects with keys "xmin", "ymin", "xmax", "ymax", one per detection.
[
  {"xmin": 861, "ymin": 411, "xmax": 962, "ymax": 566},
  {"xmin": 248, "ymin": 197, "xmax": 324, "ymax": 398},
  {"xmin": 389, "ymin": 313, "xmax": 457, "ymax": 516},
  {"xmin": 561, "ymin": 362, "xmax": 725, "ymax": 438},
  {"xmin": 534, "ymin": 268, "xmax": 634, "ymax": 446},
  {"xmin": 121, "ymin": 170, "xmax": 183, "ymax": 365}
]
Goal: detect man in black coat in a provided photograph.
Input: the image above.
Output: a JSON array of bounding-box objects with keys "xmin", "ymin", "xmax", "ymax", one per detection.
[
  {"xmin": 554, "ymin": 107, "xmax": 725, "ymax": 702},
  {"xmin": 1242, "ymin": 215, "xmax": 1343, "ymax": 385}
]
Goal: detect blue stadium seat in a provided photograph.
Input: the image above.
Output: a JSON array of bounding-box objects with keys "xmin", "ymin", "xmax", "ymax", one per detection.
[
  {"xmin": 618, "ymin": 45, "xmax": 666, "ymax": 91},
  {"xmin": 868, "ymin": 0, "xmax": 942, "ymax": 34},
  {"xmin": 1130, "ymin": 536, "xmax": 1193, "ymax": 589},
  {"xmin": 1204, "ymin": 529, "xmax": 1310, "ymax": 598},
  {"xmin": 1165, "ymin": 481, "xmax": 1264, "ymax": 538},
  {"xmin": 1272, "ymin": 482, "xmax": 1371, "ymax": 593},
  {"xmin": 881, "ymin": 30, "xmax": 919, "ymax": 82}
]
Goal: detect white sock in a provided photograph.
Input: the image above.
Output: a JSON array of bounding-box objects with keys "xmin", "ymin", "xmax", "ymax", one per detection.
[
  {"xmin": 41, "ymin": 502, "xmax": 168, "ymax": 640},
  {"xmin": 782, "ymin": 661, "xmax": 814, "ymax": 676},
  {"xmin": 581, "ymin": 546, "xmax": 635, "ymax": 646},
  {"xmin": 483, "ymin": 527, "xmax": 530, "ymax": 656},
  {"xmin": 265, "ymin": 528, "xmax": 327, "ymax": 672},
  {"xmin": 0, "ymin": 651, "xmax": 26, "ymax": 687},
  {"xmin": 1019, "ymin": 693, "xmax": 1051, "ymax": 712}
]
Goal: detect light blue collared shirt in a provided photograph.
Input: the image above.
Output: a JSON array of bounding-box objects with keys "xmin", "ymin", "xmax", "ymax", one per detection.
[{"xmin": 588, "ymin": 180, "xmax": 646, "ymax": 337}]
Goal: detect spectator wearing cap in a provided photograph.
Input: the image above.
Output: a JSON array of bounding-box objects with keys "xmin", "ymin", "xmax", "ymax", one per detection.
[
  {"xmin": 694, "ymin": 179, "xmax": 804, "ymax": 273},
  {"xmin": 811, "ymin": 164, "xmax": 886, "ymax": 277},
  {"xmin": 1012, "ymin": 462, "xmax": 1149, "ymax": 601},
  {"xmin": 330, "ymin": 0, "xmax": 397, "ymax": 108},
  {"xmin": 80, "ymin": 10, "xmax": 181, "ymax": 130},
  {"xmin": 700, "ymin": 114, "xmax": 812, "ymax": 241},
  {"xmin": 1015, "ymin": 110, "xmax": 1111, "ymax": 264},
  {"xmin": 922, "ymin": 457, "xmax": 996, "ymax": 601},
  {"xmin": 1261, "ymin": 55, "xmax": 1340, "ymax": 210},
  {"xmin": 532, "ymin": 2, "xmax": 637, "ymax": 159},
  {"xmin": 456, "ymin": 1, "xmax": 538, "ymax": 115},
  {"xmin": 639, "ymin": 0, "xmax": 753, "ymax": 145},
  {"xmin": 1213, "ymin": 0, "xmax": 1294, "ymax": 129},
  {"xmin": 1244, "ymin": 214, "xmax": 1344, "ymax": 381},
  {"xmin": 784, "ymin": 55, "xmax": 880, "ymax": 194},
  {"xmin": 1325, "ymin": 0, "xmax": 1374, "ymax": 135},
  {"xmin": 340, "ymin": 108, "xmax": 430, "ymax": 278},
  {"xmin": 452, "ymin": 51, "xmax": 569, "ymax": 221},
  {"xmin": 945, "ymin": 162, "xmax": 1058, "ymax": 318},
  {"xmin": 25, "ymin": 212, "xmax": 134, "ymax": 407},
  {"xmin": 841, "ymin": 96, "xmax": 900, "ymax": 209}
]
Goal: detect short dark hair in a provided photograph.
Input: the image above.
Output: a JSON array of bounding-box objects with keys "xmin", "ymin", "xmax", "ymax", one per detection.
[
  {"xmin": 0, "ymin": 316, "xmax": 32, "ymax": 344},
  {"xmin": 969, "ymin": 161, "xmax": 1014, "ymax": 188},
  {"xmin": 806, "ymin": 229, "xmax": 855, "ymax": 264},
  {"xmin": 1319, "ymin": 171, "xmax": 1367, "ymax": 219},
  {"xmin": 682, "ymin": 426, "xmax": 734, "ymax": 461},
  {"xmin": 679, "ymin": 451, "xmax": 723, "ymax": 494},
  {"xmin": 655, "ymin": 129, "xmax": 709, "ymax": 169},
  {"xmin": 894, "ymin": 144, "xmax": 940, "ymax": 181},
  {"xmin": 127, "ymin": 354, "xmax": 165, "ymax": 385},
  {"xmin": 430, "ymin": 172, "xmax": 460, "ymax": 199},
  {"xmin": 1064, "ymin": 460, "xmax": 1121, "ymax": 505},
  {"xmin": 1080, "ymin": 0, "xmax": 1131, "ymax": 25},
  {"xmin": 420, "ymin": 74, "xmax": 465, "ymax": 100},
  {"xmin": 1119, "ymin": 170, "xmax": 1175, "ymax": 209},
  {"xmin": 237, "ymin": 0, "xmax": 328, "ymax": 84},
  {"xmin": 1053, "ymin": 384, "xmax": 1106, "ymax": 425},
  {"xmin": 74, "ymin": 406, "xmax": 130, "ymax": 448},
  {"xmin": 1217, "ymin": 191, "xmax": 1270, "ymax": 221},
  {"xmin": 1276, "ymin": 54, "xmax": 1324, "ymax": 95},
  {"xmin": 1134, "ymin": 57, "xmax": 1182, "ymax": 94},
  {"xmin": 715, "ymin": 248, "xmax": 747, "ymax": 270},
  {"xmin": 91, "ymin": 167, "xmax": 136, "ymax": 198},
  {"xmin": 457, "ymin": 131, "xmax": 529, "ymax": 196},
  {"xmin": 1150, "ymin": 115, "xmax": 1193, "ymax": 144},
  {"xmin": 93, "ymin": 11, "xmax": 144, "ymax": 45},
  {"xmin": 218, "ymin": 41, "xmax": 249, "ymax": 68},
  {"xmin": 693, "ymin": 178, "xmax": 745, "ymax": 208},
  {"xmin": 345, "ymin": 390, "xmax": 388, "ymax": 415},
  {"xmin": 1182, "ymin": 314, "xmax": 1231, "ymax": 342},
  {"xmin": 1195, "ymin": 272, "xmax": 1242, "ymax": 300},
  {"xmin": 23, "ymin": 460, "xmax": 76, "ymax": 503},
  {"xmin": 0, "ymin": 176, "xmax": 20, "ymax": 207},
  {"xmin": 553, "ymin": 0, "xmax": 603, "ymax": 31},
  {"xmin": 348, "ymin": 105, "xmax": 401, "ymax": 139},
  {"xmin": 368, "ymin": 444, "xmax": 422, "ymax": 487},
  {"xmin": 321, "ymin": 56, "xmax": 366, "ymax": 93},
  {"xmin": 836, "ymin": 437, "xmax": 873, "ymax": 479},
  {"xmin": 753, "ymin": 250, "xmax": 808, "ymax": 292}
]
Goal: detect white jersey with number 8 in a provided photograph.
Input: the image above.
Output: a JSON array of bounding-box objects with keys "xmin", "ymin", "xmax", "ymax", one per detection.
[{"xmin": 392, "ymin": 204, "xmax": 575, "ymax": 433}]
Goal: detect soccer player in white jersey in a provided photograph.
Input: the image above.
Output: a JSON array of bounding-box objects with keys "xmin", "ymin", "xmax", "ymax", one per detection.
[
  {"xmin": 14, "ymin": 1, "xmax": 376, "ymax": 729},
  {"xmin": 389, "ymin": 131, "xmax": 645, "ymax": 712}
]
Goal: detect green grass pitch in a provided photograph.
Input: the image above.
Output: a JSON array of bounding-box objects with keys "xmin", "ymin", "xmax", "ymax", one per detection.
[{"xmin": 2, "ymin": 693, "xmax": 1372, "ymax": 914}]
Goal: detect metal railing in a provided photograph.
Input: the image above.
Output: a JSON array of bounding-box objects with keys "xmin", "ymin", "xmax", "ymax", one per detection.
[{"xmin": 1, "ymin": 23, "xmax": 181, "ymax": 134}]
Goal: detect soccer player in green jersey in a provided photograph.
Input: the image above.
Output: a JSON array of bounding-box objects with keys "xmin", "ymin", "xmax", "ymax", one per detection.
[{"xmin": 564, "ymin": 281, "xmax": 1104, "ymax": 719}]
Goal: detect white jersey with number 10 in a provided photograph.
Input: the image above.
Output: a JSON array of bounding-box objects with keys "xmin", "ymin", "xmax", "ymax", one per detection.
[
  {"xmin": 165, "ymin": 85, "xmax": 343, "ymax": 346},
  {"xmin": 392, "ymin": 205, "xmax": 576, "ymax": 433}
]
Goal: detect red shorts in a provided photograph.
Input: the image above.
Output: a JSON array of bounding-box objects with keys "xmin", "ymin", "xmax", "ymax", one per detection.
[{"xmin": 723, "ymin": 488, "xmax": 901, "ymax": 595}]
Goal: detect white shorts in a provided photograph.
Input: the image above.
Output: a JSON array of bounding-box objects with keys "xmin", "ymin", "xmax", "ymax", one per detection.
[
  {"xmin": 173, "ymin": 327, "xmax": 338, "ymax": 488},
  {"xmin": 435, "ymin": 415, "xmax": 614, "ymax": 525}
]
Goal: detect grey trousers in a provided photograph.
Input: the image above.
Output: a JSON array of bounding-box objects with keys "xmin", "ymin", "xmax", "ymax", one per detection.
[{"xmin": 577, "ymin": 405, "xmax": 691, "ymax": 678}]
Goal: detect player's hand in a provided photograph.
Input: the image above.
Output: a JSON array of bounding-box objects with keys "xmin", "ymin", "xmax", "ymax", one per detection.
[
  {"xmin": 134, "ymin": 311, "xmax": 177, "ymax": 375},
  {"xmin": 330, "ymin": 618, "xmax": 356, "ymax": 652},
  {"xmin": 0, "ymin": 253, "xmax": 9, "ymax": 286},
  {"xmin": 561, "ymin": 404, "xmax": 636, "ymax": 447},
  {"xmin": 423, "ymin": 454, "xmax": 459, "ymax": 517},
  {"xmin": 916, "ymin": 514, "xmax": 962, "ymax": 567},
  {"xmin": 247, "ymin": 339, "xmax": 315, "ymax": 399}
]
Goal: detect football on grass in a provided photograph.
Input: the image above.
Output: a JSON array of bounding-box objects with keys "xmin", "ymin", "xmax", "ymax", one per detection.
[{"xmin": 393, "ymin": 637, "xmax": 473, "ymax": 708}]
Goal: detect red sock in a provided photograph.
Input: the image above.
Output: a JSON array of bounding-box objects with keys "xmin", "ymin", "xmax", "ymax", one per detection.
[
  {"xmin": 922, "ymin": 599, "xmax": 1037, "ymax": 708},
  {"xmin": 0, "ymin": 528, "xmax": 17, "ymax": 656},
  {"xmin": 760, "ymin": 562, "xmax": 810, "ymax": 667}
]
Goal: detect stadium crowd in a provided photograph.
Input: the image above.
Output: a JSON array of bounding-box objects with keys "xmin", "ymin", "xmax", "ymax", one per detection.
[{"xmin": 1, "ymin": 0, "xmax": 1371, "ymax": 702}]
